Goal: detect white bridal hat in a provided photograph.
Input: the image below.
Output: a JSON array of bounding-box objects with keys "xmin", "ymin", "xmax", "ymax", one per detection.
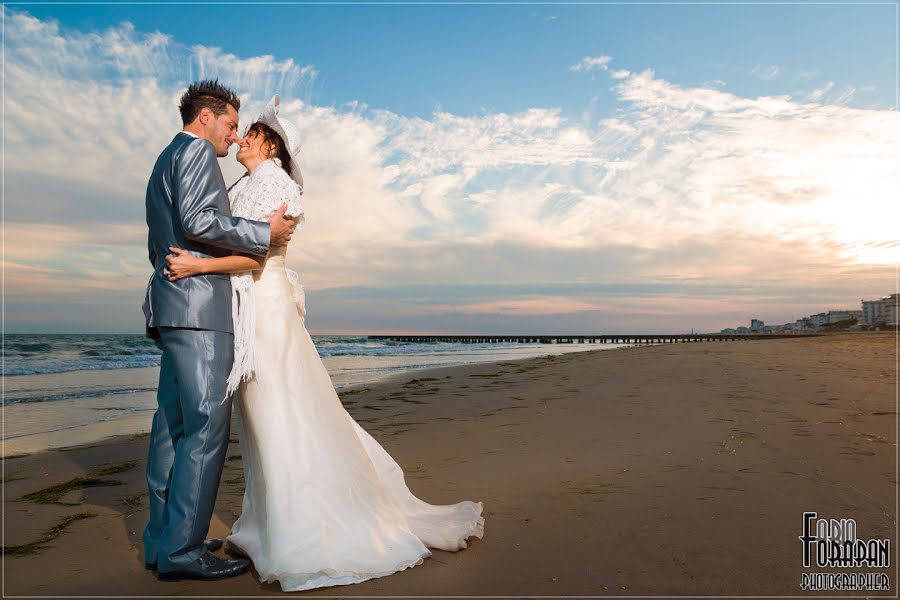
[{"xmin": 256, "ymin": 94, "xmax": 304, "ymax": 188}]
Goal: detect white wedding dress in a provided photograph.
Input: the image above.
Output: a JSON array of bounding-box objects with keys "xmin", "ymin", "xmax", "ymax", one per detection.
[{"xmin": 223, "ymin": 159, "xmax": 485, "ymax": 592}]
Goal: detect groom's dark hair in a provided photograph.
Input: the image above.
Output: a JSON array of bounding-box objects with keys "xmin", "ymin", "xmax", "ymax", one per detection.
[{"xmin": 179, "ymin": 79, "xmax": 241, "ymax": 125}]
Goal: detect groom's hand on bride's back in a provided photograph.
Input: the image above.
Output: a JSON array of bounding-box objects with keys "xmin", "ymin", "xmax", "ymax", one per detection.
[{"xmin": 268, "ymin": 204, "xmax": 296, "ymax": 247}]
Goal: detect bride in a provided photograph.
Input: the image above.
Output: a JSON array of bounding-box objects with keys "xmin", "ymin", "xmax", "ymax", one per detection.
[{"xmin": 162, "ymin": 95, "xmax": 485, "ymax": 592}]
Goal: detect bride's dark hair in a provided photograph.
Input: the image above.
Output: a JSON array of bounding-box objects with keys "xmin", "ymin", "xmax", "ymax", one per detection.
[{"xmin": 247, "ymin": 122, "xmax": 294, "ymax": 178}]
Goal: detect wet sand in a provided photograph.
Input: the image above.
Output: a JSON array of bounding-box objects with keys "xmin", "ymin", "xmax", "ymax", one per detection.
[{"xmin": 3, "ymin": 332, "xmax": 896, "ymax": 595}]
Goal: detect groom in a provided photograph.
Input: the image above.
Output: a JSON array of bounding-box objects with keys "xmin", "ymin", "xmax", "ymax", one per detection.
[{"xmin": 142, "ymin": 80, "xmax": 295, "ymax": 581}]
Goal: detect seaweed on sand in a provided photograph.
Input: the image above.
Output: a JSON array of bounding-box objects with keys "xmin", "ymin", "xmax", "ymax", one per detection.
[
  {"xmin": 2, "ymin": 512, "xmax": 98, "ymax": 557},
  {"xmin": 19, "ymin": 477, "xmax": 123, "ymax": 505}
]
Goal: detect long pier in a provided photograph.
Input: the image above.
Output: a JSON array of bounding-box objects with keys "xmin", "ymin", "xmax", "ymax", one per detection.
[{"xmin": 368, "ymin": 333, "xmax": 818, "ymax": 344}]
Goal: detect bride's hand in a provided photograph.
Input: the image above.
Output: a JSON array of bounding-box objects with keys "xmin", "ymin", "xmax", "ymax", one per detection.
[{"xmin": 164, "ymin": 247, "xmax": 205, "ymax": 281}]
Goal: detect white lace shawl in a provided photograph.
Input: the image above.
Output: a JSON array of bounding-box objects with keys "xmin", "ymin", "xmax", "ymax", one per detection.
[{"xmin": 224, "ymin": 158, "xmax": 305, "ymax": 400}]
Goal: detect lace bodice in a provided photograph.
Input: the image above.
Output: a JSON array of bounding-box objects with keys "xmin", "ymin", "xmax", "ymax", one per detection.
[{"xmin": 229, "ymin": 158, "xmax": 305, "ymax": 225}]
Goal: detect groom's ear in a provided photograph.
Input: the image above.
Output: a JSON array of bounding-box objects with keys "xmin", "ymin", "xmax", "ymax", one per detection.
[{"xmin": 197, "ymin": 107, "xmax": 213, "ymax": 127}]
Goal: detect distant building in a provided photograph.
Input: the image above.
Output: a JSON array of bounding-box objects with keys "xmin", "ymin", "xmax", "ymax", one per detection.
[
  {"xmin": 826, "ymin": 310, "xmax": 862, "ymax": 324},
  {"xmin": 885, "ymin": 294, "xmax": 900, "ymax": 326},
  {"xmin": 861, "ymin": 298, "xmax": 887, "ymax": 325},
  {"xmin": 750, "ymin": 319, "xmax": 765, "ymax": 332},
  {"xmin": 860, "ymin": 294, "xmax": 898, "ymax": 328},
  {"xmin": 809, "ymin": 313, "xmax": 828, "ymax": 328},
  {"xmin": 720, "ymin": 328, "xmax": 737, "ymax": 334},
  {"xmin": 793, "ymin": 318, "xmax": 812, "ymax": 331}
]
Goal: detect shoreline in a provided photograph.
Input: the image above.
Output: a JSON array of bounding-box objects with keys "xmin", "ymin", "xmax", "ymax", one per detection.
[
  {"xmin": 3, "ymin": 332, "xmax": 896, "ymax": 595},
  {"xmin": 2, "ymin": 341, "xmax": 620, "ymax": 457},
  {"xmin": 2, "ymin": 347, "xmax": 611, "ymax": 459}
]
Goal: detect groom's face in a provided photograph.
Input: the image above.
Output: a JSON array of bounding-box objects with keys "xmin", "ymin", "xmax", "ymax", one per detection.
[{"xmin": 206, "ymin": 103, "xmax": 241, "ymax": 157}]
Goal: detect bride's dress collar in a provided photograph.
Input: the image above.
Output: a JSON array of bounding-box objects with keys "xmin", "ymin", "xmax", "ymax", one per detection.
[
  {"xmin": 231, "ymin": 159, "xmax": 280, "ymax": 194},
  {"xmin": 245, "ymin": 158, "xmax": 280, "ymax": 181}
]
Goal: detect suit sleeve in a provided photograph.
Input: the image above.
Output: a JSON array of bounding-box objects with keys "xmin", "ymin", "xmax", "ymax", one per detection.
[{"xmin": 175, "ymin": 139, "xmax": 271, "ymax": 256}]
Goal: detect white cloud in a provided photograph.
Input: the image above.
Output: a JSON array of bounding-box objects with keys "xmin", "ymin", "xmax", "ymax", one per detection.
[
  {"xmin": 750, "ymin": 64, "xmax": 781, "ymax": 80},
  {"xmin": 4, "ymin": 8, "xmax": 317, "ymax": 197},
  {"xmin": 806, "ymin": 81, "xmax": 835, "ymax": 102},
  {"xmin": 832, "ymin": 85, "xmax": 857, "ymax": 105},
  {"xmin": 570, "ymin": 55, "xmax": 613, "ymax": 73}
]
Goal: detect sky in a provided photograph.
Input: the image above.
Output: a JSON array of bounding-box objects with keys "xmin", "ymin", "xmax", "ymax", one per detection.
[{"xmin": 3, "ymin": 1, "xmax": 899, "ymax": 334}]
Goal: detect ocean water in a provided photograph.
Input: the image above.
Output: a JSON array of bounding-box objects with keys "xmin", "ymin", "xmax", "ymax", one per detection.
[
  {"xmin": 4, "ymin": 334, "xmax": 162, "ymax": 378},
  {"xmin": 3, "ymin": 333, "xmax": 630, "ymax": 454}
]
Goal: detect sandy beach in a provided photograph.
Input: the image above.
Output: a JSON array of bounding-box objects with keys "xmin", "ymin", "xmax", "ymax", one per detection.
[{"xmin": 3, "ymin": 332, "xmax": 896, "ymax": 596}]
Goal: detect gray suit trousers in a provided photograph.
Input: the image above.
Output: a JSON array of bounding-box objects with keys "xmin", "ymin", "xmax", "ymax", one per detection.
[{"xmin": 143, "ymin": 327, "xmax": 234, "ymax": 571}]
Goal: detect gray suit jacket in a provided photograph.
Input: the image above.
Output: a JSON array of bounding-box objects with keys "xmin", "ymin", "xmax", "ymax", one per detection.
[{"xmin": 143, "ymin": 132, "xmax": 271, "ymax": 337}]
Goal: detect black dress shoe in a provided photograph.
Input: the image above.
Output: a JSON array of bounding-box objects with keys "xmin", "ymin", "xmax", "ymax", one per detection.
[
  {"xmin": 144, "ymin": 538, "xmax": 225, "ymax": 570},
  {"xmin": 157, "ymin": 551, "xmax": 251, "ymax": 581}
]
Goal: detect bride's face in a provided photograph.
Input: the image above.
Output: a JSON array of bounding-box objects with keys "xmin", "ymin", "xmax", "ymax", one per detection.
[{"xmin": 236, "ymin": 128, "xmax": 273, "ymax": 163}]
